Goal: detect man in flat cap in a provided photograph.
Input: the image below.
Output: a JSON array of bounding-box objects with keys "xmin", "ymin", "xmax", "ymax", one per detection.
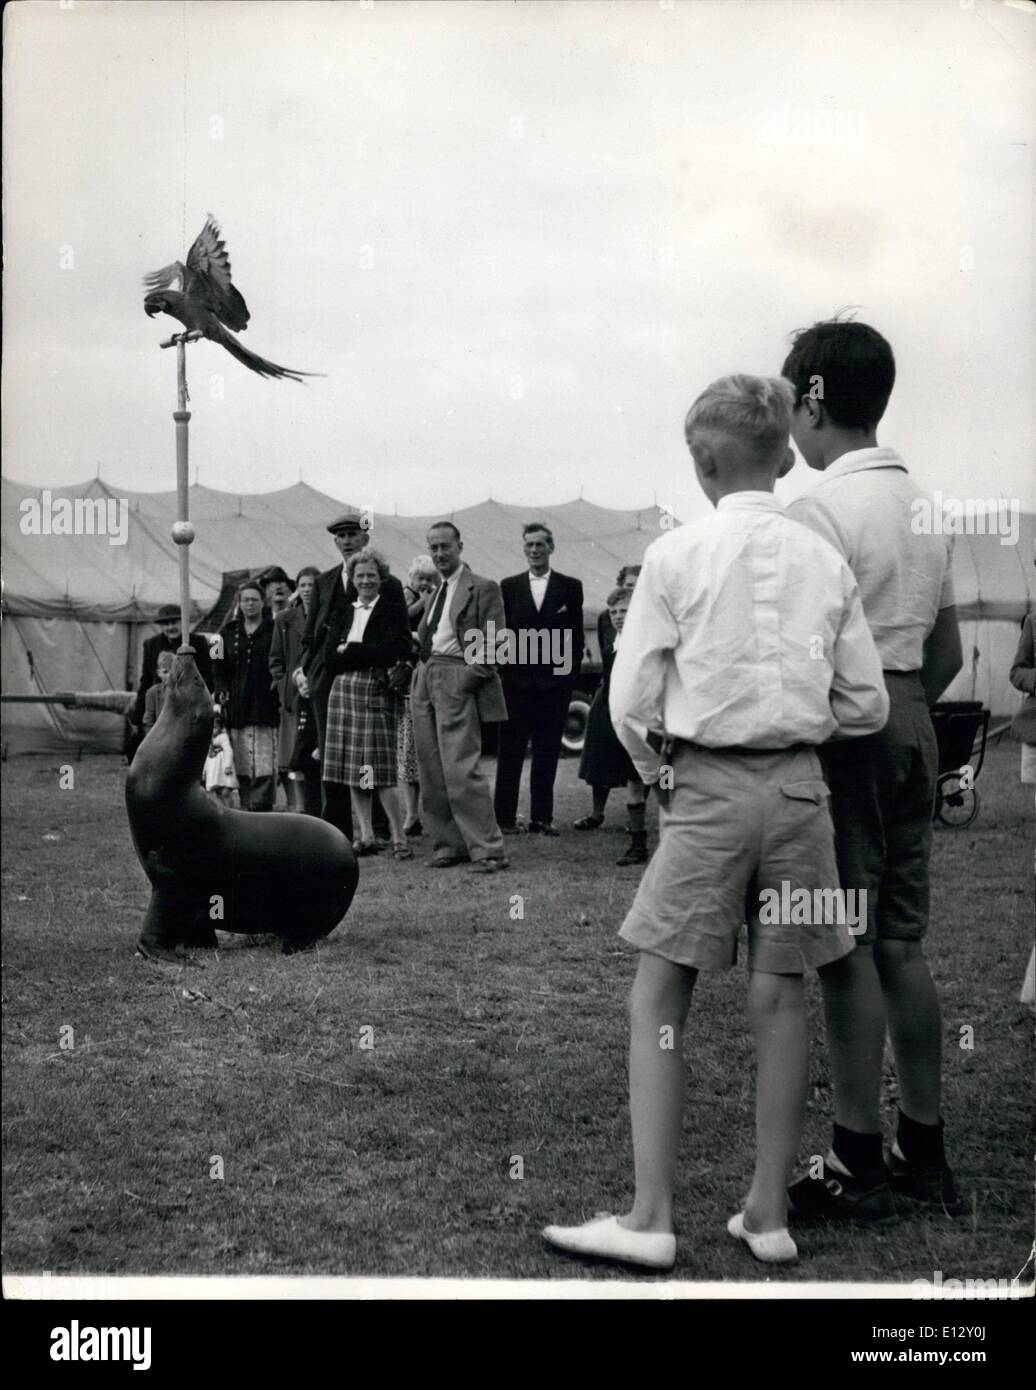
[
  {"xmin": 299, "ymin": 508, "xmax": 407, "ymax": 840},
  {"xmin": 131, "ymin": 604, "xmax": 214, "ymax": 752}
]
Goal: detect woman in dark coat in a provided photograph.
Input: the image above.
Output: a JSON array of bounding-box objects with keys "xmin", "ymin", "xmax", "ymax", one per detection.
[
  {"xmin": 322, "ymin": 548, "xmax": 413, "ymax": 857},
  {"xmin": 214, "ymin": 580, "xmax": 280, "ymax": 811},
  {"xmin": 269, "ymin": 565, "xmax": 321, "ymax": 814}
]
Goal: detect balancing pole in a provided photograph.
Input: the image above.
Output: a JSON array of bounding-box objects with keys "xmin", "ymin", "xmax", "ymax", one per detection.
[{"xmin": 160, "ymin": 328, "xmax": 203, "ymax": 651}]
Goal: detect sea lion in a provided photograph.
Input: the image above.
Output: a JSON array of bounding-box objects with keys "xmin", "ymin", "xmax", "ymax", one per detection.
[{"xmin": 126, "ymin": 651, "xmax": 358, "ymax": 961}]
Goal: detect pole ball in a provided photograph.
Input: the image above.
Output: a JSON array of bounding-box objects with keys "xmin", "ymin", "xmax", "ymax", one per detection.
[{"xmin": 171, "ymin": 521, "xmax": 195, "ymax": 546}]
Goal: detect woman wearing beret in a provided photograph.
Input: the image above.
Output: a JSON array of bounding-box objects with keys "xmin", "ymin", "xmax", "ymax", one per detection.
[{"xmin": 214, "ymin": 580, "xmax": 281, "ymax": 811}]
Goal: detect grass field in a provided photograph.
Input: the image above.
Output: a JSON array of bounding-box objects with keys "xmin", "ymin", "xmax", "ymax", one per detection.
[{"xmin": 2, "ymin": 743, "xmax": 1032, "ymax": 1286}]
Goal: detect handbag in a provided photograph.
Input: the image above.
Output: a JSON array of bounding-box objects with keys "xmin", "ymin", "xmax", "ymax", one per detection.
[
  {"xmin": 386, "ymin": 659, "xmax": 415, "ymax": 699},
  {"xmin": 288, "ymin": 698, "xmax": 318, "ymax": 772}
]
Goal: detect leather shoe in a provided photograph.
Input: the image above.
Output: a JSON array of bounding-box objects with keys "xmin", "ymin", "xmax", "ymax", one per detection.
[
  {"xmin": 788, "ymin": 1168, "xmax": 896, "ymax": 1224},
  {"xmin": 425, "ymin": 852, "xmax": 470, "ymax": 868},
  {"xmin": 468, "ymin": 857, "xmax": 509, "ymax": 874}
]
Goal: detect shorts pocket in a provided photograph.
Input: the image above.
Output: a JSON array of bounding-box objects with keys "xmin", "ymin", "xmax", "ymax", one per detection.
[{"xmin": 780, "ymin": 779, "xmax": 830, "ymax": 806}]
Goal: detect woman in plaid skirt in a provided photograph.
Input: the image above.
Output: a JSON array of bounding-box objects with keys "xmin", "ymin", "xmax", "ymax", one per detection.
[{"xmin": 324, "ymin": 549, "xmax": 414, "ymax": 858}]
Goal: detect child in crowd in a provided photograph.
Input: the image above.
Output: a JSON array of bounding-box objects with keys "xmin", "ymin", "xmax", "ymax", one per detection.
[
  {"xmin": 141, "ymin": 650, "xmax": 174, "ymax": 734},
  {"xmin": 204, "ymin": 708, "xmax": 239, "ymax": 806},
  {"xmin": 575, "ymin": 587, "xmax": 653, "ymax": 866},
  {"xmin": 781, "ymin": 319, "xmax": 966, "ymax": 1221},
  {"xmin": 543, "ymin": 374, "xmax": 888, "ymax": 1270}
]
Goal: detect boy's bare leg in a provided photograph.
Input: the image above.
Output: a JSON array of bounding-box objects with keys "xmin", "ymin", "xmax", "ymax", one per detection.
[
  {"xmin": 619, "ymin": 951, "xmax": 696, "ymax": 1235},
  {"xmin": 745, "ymin": 970, "xmax": 807, "ymax": 1232},
  {"xmin": 874, "ymin": 940, "xmax": 942, "ymax": 1124},
  {"xmin": 818, "ymin": 946, "xmax": 886, "ymax": 1134}
]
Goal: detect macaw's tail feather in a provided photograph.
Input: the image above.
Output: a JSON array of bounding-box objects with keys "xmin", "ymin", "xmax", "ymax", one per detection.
[{"xmin": 210, "ymin": 322, "xmax": 324, "ymax": 383}]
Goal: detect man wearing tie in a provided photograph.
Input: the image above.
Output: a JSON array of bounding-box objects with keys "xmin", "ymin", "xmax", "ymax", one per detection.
[
  {"xmin": 494, "ymin": 523, "xmax": 585, "ymax": 836},
  {"xmin": 411, "ymin": 521, "xmax": 510, "ymax": 872}
]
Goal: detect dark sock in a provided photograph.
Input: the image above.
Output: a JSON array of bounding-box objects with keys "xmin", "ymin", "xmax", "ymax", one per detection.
[
  {"xmin": 626, "ymin": 802, "xmax": 646, "ymax": 834},
  {"xmin": 592, "ymin": 785, "xmax": 609, "ymax": 818},
  {"xmin": 896, "ymin": 1111, "xmax": 947, "ymax": 1169},
  {"xmin": 832, "ymin": 1124, "xmax": 885, "ymax": 1186}
]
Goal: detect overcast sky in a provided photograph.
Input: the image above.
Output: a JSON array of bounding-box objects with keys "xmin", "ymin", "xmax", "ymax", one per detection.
[{"xmin": 3, "ymin": 0, "xmax": 1034, "ymax": 524}]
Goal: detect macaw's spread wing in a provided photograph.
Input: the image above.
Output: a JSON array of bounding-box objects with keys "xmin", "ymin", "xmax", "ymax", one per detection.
[
  {"xmin": 142, "ymin": 261, "xmax": 186, "ymax": 292},
  {"xmin": 207, "ymin": 318, "xmax": 322, "ymax": 384},
  {"xmin": 186, "ymin": 215, "xmax": 250, "ymax": 333}
]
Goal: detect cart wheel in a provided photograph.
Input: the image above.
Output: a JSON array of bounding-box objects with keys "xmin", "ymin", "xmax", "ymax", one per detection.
[
  {"xmin": 935, "ymin": 771, "xmax": 979, "ymax": 828},
  {"xmin": 562, "ymin": 697, "xmax": 591, "ymax": 756}
]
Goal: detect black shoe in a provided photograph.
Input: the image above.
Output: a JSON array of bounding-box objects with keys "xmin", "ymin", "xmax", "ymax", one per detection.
[
  {"xmin": 884, "ymin": 1148, "xmax": 968, "ymax": 1216},
  {"xmin": 788, "ymin": 1167, "xmax": 897, "ymax": 1224},
  {"xmin": 500, "ymin": 824, "xmax": 524, "ymax": 836},
  {"xmin": 534, "ymin": 822, "xmax": 560, "ymax": 837},
  {"xmin": 616, "ymin": 835, "xmax": 648, "ymax": 866},
  {"xmin": 527, "ymin": 821, "xmax": 544, "ymax": 834},
  {"xmin": 573, "ymin": 815, "xmax": 604, "ymax": 830},
  {"xmin": 404, "ymin": 820, "xmax": 423, "ymax": 838}
]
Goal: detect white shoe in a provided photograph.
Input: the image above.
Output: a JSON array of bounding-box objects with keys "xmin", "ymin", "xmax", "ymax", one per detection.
[
  {"xmin": 727, "ymin": 1211, "xmax": 798, "ymax": 1263},
  {"xmin": 542, "ymin": 1214, "xmax": 676, "ymax": 1270}
]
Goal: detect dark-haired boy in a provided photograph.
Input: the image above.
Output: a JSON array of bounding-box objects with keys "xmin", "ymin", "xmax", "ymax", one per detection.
[{"xmin": 781, "ymin": 319, "xmax": 965, "ymax": 1220}]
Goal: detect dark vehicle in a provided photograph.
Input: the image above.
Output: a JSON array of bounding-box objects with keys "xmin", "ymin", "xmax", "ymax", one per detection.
[{"xmin": 929, "ymin": 700, "xmax": 991, "ymax": 828}]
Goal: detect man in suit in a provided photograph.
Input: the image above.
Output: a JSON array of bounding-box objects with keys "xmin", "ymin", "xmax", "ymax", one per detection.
[
  {"xmin": 411, "ymin": 522, "xmax": 510, "ymax": 872},
  {"xmin": 131, "ymin": 604, "xmax": 213, "ymax": 747},
  {"xmin": 299, "ymin": 509, "xmax": 407, "ymax": 839},
  {"xmin": 493, "ymin": 524, "xmax": 584, "ymax": 836}
]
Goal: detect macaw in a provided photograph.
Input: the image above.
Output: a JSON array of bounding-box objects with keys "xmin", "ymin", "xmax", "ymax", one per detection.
[{"xmin": 144, "ymin": 216, "xmax": 318, "ymax": 383}]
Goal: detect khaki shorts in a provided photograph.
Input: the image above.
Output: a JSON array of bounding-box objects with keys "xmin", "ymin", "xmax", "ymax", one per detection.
[{"xmin": 619, "ymin": 744, "xmax": 856, "ymax": 975}]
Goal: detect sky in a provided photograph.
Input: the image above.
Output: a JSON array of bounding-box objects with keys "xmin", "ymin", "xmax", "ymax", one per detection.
[{"xmin": 3, "ymin": 0, "xmax": 1034, "ymax": 527}]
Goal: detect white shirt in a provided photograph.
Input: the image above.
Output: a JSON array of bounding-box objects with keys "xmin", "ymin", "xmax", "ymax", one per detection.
[
  {"xmin": 609, "ymin": 492, "xmax": 889, "ymax": 783},
  {"xmin": 343, "ymin": 594, "xmax": 379, "ymax": 645},
  {"xmin": 430, "ymin": 567, "xmax": 464, "ymax": 658},
  {"xmin": 788, "ymin": 448, "xmax": 955, "ymax": 671},
  {"xmin": 529, "ymin": 570, "xmax": 551, "ymax": 611}
]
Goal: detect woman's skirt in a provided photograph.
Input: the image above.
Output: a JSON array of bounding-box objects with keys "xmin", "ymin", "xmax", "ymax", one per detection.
[
  {"xmin": 578, "ymin": 685, "xmax": 636, "ymax": 787},
  {"xmin": 229, "ymin": 724, "xmax": 279, "ymax": 781},
  {"xmin": 324, "ymin": 669, "xmax": 398, "ymax": 787},
  {"xmin": 396, "ymin": 695, "xmax": 419, "ymax": 785}
]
